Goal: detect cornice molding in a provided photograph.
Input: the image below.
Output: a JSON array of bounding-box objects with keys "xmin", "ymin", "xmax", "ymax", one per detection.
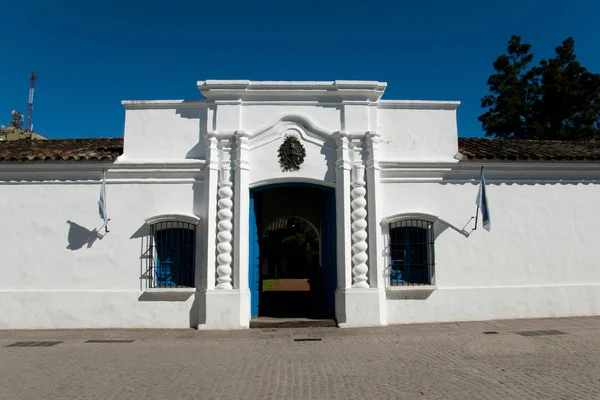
[
  {"xmin": 114, "ymin": 157, "xmax": 205, "ymax": 167},
  {"xmin": 0, "ymin": 161, "xmax": 205, "ymax": 184},
  {"xmin": 206, "ymin": 131, "xmax": 236, "ymax": 141},
  {"xmin": 379, "ymin": 161, "xmax": 600, "ymax": 183},
  {"xmin": 240, "ymin": 100, "xmax": 373, "ymax": 106},
  {"xmin": 120, "ymin": 89, "xmax": 459, "ymax": 111},
  {"xmin": 198, "ymin": 80, "xmax": 387, "ymax": 103},
  {"xmin": 121, "ymin": 100, "xmax": 207, "ymax": 109},
  {"xmin": 379, "ymin": 158, "xmax": 459, "ymax": 167},
  {"xmin": 378, "ymin": 100, "xmax": 461, "ymax": 110}
]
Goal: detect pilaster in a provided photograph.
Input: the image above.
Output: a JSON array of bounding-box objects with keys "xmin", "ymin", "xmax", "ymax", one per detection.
[
  {"xmin": 233, "ymin": 131, "xmax": 251, "ymax": 294},
  {"xmin": 334, "ymin": 132, "xmax": 352, "ymax": 291},
  {"xmin": 335, "ymin": 130, "xmax": 386, "ymax": 328},
  {"xmin": 365, "ymin": 130, "xmax": 387, "ymax": 326},
  {"xmin": 215, "ymin": 165, "xmax": 233, "ymax": 289},
  {"xmin": 202, "ymin": 134, "xmax": 220, "ymax": 290},
  {"xmin": 351, "ymin": 164, "xmax": 369, "ymax": 288},
  {"xmin": 366, "ymin": 131, "xmax": 384, "ymax": 289},
  {"xmin": 201, "ymin": 133, "xmax": 249, "ymax": 329}
]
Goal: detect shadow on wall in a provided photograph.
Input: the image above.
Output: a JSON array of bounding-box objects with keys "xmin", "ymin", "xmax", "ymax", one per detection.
[
  {"xmin": 381, "ymin": 216, "xmax": 467, "ymax": 301},
  {"xmin": 66, "ymin": 221, "xmax": 104, "ymax": 250},
  {"xmin": 320, "ymin": 142, "xmax": 336, "ymax": 182},
  {"xmin": 130, "ymin": 223, "xmax": 151, "ymax": 291},
  {"xmin": 179, "ymin": 104, "xmax": 207, "ymax": 160}
]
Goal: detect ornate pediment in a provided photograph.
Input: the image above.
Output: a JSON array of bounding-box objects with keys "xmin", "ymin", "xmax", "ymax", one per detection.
[{"xmin": 248, "ymin": 115, "xmax": 335, "ymax": 151}]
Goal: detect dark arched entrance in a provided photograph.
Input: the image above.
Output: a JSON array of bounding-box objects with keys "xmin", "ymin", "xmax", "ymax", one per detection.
[{"xmin": 249, "ymin": 183, "xmax": 336, "ymax": 320}]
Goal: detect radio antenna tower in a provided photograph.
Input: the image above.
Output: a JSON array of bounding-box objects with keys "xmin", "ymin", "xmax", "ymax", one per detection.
[{"xmin": 26, "ymin": 72, "xmax": 38, "ymax": 132}]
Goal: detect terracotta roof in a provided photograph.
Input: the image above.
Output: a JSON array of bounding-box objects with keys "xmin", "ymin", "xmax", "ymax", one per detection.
[
  {"xmin": 458, "ymin": 138, "xmax": 600, "ymax": 162},
  {"xmin": 1, "ymin": 137, "xmax": 599, "ymax": 163},
  {"xmin": 0, "ymin": 138, "xmax": 123, "ymax": 162}
]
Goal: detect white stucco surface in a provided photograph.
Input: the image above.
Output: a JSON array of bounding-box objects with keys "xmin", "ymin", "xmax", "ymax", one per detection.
[
  {"xmin": 380, "ymin": 180, "xmax": 600, "ymax": 324},
  {"xmin": 0, "ymin": 179, "xmax": 203, "ymax": 328},
  {"xmin": 378, "ymin": 106, "xmax": 459, "ymax": 161},
  {"xmin": 248, "ymin": 122, "xmax": 337, "ymax": 185},
  {"xmin": 241, "ymin": 105, "xmax": 341, "ymax": 135},
  {"xmin": 1, "ymin": 80, "xmax": 599, "ymax": 329},
  {"xmin": 122, "ymin": 105, "xmax": 206, "ymax": 161}
]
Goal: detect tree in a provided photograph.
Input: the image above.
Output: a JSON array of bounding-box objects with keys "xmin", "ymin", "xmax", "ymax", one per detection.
[
  {"xmin": 535, "ymin": 38, "xmax": 600, "ymax": 140},
  {"xmin": 479, "ymin": 36, "xmax": 600, "ymax": 140},
  {"xmin": 479, "ymin": 35, "xmax": 539, "ymax": 139}
]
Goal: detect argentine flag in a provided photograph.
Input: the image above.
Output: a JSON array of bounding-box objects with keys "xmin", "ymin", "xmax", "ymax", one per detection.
[
  {"xmin": 98, "ymin": 170, "xmax": 108, "ymax": 228},
  {"xmin": 476, "ymin": 168, "xmax": 491, "ymax": 231}
]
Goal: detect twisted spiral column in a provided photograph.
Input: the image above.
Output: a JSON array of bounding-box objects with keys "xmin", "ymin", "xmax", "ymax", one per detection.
[
  {"xmin": 351, "ymin": 164, "xmax": 369, "ymax": 288},
  {"xmin": 216, "ymin": 167, "xmax": 233, "ymax": 289}
]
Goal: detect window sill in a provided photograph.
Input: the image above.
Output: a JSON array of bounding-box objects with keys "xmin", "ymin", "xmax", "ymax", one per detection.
[
  {"xmin": 145, "ymin": 287, "xmax": 197, "ymax": 293},
  {"xmin": 139, "ymin": 288, "xmax": 196, "ymax": 302},
  {"xmin": 387, "ymin": 285, "xmax": 437, "ymax": 292},
  {"xmin": 386, "ymin": 285, "xmax": 437, "ymax": 300}
]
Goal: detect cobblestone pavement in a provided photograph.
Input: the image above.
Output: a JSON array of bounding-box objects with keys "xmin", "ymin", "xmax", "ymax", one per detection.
[{"xmin": 1, "ymin": 317, "xmax": 600, "ymax": 399}]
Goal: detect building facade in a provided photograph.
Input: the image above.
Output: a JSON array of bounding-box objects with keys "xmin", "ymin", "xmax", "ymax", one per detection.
[{"xmin": 1, "ymin": 80, "xmax": 599, "ymax": 329}]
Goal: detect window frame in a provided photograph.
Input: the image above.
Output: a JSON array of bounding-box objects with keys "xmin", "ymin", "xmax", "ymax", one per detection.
[
  {"xmin": 144, "ymin": 214, "xmax": 200, "ymax": 290},
  {"xmin": 381, "ymin": 213, "xmax": 437, "ymax": 288}
]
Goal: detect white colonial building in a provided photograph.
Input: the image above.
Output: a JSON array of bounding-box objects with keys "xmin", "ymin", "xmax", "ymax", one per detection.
[{"xmin": 1, "ymin": 80, "xmax": 599, "ymax": 330}]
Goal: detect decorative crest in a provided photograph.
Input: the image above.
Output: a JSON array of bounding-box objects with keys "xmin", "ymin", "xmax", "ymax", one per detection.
[{"xmin": 278, "ymin": 134, "xmax": 306, "ymax": 172}]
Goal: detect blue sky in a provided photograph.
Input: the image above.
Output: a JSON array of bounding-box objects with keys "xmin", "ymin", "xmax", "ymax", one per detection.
[{"xmin": 1, "ymin": 0, "xmax": 599, "ymax": 139}]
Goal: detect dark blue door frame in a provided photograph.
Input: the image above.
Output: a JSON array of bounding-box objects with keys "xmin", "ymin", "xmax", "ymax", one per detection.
[
  {"xmin": 248, "ymin": 183, "xmax": 337, "ymax": 318},
  {"xmin": 249, "ymin": 193, "xmax": 260, "ymax": 317},
  {"xmin": 320, "ymin": 187, "xmax": 336, "ymax": 317}
]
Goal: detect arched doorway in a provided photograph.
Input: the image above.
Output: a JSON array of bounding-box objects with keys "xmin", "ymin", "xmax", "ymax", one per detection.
[
  {"xmin": 260, "ymin": 217, "xmax": 319, "ymax": 317},
  {"xmin": 249, "ymin": 183, "xmax": 336, "ymax": 320}
]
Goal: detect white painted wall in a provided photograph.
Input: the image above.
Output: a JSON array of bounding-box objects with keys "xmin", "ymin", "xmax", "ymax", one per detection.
[
  {"xmin": 119, "ymin": 104, "xmax": 461, "ymax": 164},
  {"xmin": 2, "ymin": 80, "xmax": 598, "ymax": 330},
  {"xmin": 241, "ymin": 105, "xmax": 341, "ymax": 134},
  {"xmin": 0, "ymin": 178, "xmax": 203, "ymax": 328},
  {"xmin": 378, "ymin": 106, "xmax": 459, "ymax": 161},
  {"xmin": 121, "ymin": 83, "xmax": 461, "ymax": 166},
  {"xmin": 248, "ymin": 131, "xmax": 336, "ymax": 185},
  {"xmin": 380, "ymin": 180, "xmax": 600, "ymax": 324},
  {"xmin": 122, "ymin": 104, "xmax": 206, "ymax": 161}
]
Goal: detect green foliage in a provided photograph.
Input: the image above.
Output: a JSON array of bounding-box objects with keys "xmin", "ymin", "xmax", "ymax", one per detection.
[
  {"xmin": 264, "ymin": 218, "xmax": 319, "ymax": 253},
  {"xmin": 281, "ymin": 220, "xmax": 318, "ymax": 253},
  {"xmin": 479, "ymin": 35, "xmax": 600, "ymax": 140},
  {"xmin": 262, "ymin": 279, "xmax": 278, "ymax": 292}
]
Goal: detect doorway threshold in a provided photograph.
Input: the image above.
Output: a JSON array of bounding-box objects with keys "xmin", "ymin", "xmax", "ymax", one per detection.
[{"xmin": 250, "ymin": 317, "xmax": 337, "ymax": 329}]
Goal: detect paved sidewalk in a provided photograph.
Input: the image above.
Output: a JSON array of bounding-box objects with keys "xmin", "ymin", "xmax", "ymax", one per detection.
[{"xmin": 1, "ymin": 316, "xmax": 600, "ymax": 399}]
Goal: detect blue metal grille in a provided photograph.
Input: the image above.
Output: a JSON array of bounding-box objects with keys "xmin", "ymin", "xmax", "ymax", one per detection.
[
  {"xmin": 389, "ymin": 219, "xmax": 434, "ymax": 286},
  {"xmin": 149, "ymin": 221, "xmax": 196, "ymax": 288}
]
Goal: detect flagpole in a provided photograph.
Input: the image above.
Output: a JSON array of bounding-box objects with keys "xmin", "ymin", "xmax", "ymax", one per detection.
[
  {"xmin": 473, "ymin": 166, "xmax": 483, "ymax": 230},
  {"xmin": 104, "ymin": 169, "xmax": 109, "ymax": 233}
]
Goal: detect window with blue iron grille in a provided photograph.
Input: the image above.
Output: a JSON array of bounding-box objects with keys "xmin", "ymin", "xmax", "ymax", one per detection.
[
  {"xmin": 148, "ymin": 221, "xmax": 196, "ymax": 288},
  {"xmin": 389, "ymin": 219, "xmax": 434, "ymax": 286}
]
